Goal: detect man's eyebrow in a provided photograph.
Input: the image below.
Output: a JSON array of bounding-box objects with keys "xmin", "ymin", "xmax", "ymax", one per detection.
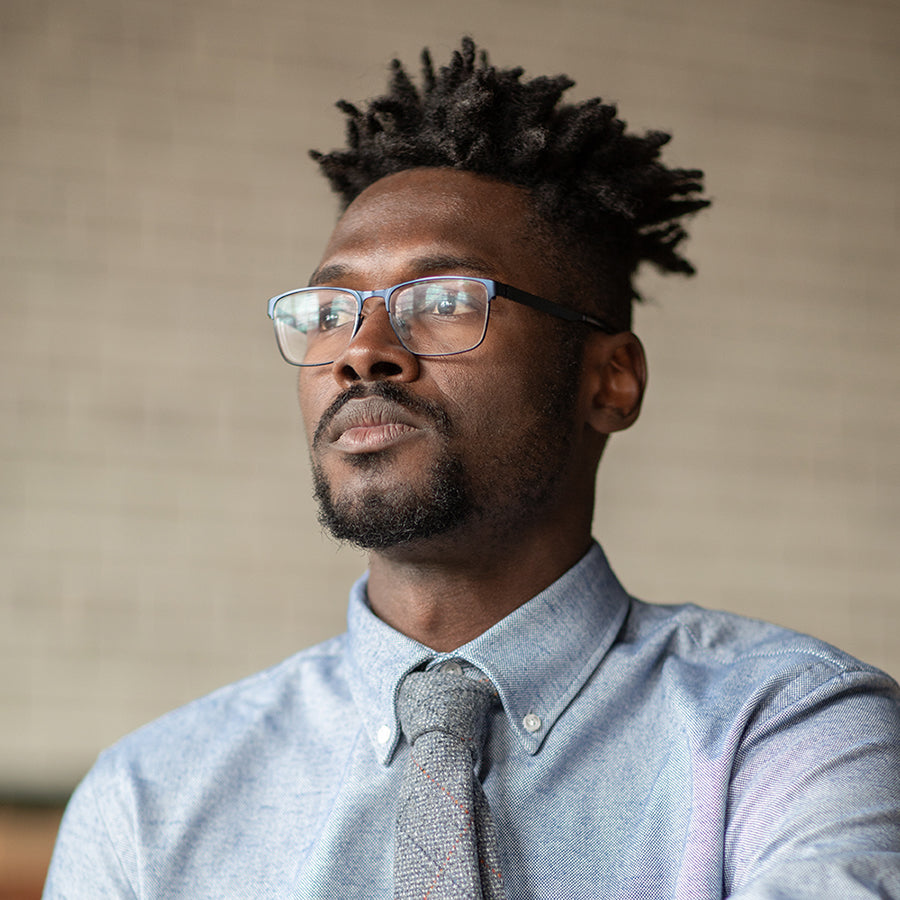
[
  {"xmin": 405, "ymin": 255, "xmax": 495, "ymax": 277},
  {"xmin": 307, "ymin": 263, "xmax": 350, "ymax": 286},
  {"xmin": 308, "ymin": 255, "xmax": 495, "ymax": 287}
]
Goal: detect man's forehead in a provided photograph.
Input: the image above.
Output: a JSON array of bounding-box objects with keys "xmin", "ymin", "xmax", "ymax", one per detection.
[
  {"xmin": 334, "ymin": 168, "xmax": 528, "ymax": 222},
  {"xmin": 314, "ymin": 167, "xmax": 557, "ymax": 293}
]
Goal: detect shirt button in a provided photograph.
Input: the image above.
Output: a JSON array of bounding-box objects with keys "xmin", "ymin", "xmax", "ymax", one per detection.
[
  {"xmin": 522, "ymin": 713, "xmax": 542, "ymax": 733},
  {"xmin": 440, "ymin": 660, "xmax": 463, "ymax": 676},
  {"xmin": 377, "ymin": 725, "xmax": 391, "ymax": 744}
]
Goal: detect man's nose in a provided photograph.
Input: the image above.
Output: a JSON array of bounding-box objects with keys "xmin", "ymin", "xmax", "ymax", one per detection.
[{"xmin": 330, "ymin": 297, "xmax": 419, "ymax": 385}]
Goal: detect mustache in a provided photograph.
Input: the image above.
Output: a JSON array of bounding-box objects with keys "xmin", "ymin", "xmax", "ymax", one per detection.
[{"xmin": 312, "ymin": 382, "xmax": 453, "ymax": 448}]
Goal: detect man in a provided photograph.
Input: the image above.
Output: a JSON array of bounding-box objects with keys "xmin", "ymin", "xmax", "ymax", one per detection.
[{"xmin": 45, "ymin": 38, "xmax": 900, "ymax": 898}]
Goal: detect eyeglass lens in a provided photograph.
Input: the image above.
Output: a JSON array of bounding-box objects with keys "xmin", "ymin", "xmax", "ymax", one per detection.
[{"xmin": 272, "ymin": 278, "xmax": 491, "ymax": 366}]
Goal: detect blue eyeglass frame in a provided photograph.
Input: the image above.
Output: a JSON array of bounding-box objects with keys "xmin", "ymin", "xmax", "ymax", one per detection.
[{"xmin": 266, "ymin": 276, "xmax": 619, "ymax": 365}]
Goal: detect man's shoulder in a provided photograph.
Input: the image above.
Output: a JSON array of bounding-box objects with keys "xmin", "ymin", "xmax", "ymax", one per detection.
[
  {"xmin": 620, "ymin": 598, "xmax": 898, "ymax": 719},
  {"xmin": 92, "ymin": 632, "xmax": 354, "ymax": 783},
  {"xmin": 626, "ymin": 597, "xmax": 880, "ymax": 670},
  {"xmin": 52, "ymin": 633, "xmax": 366, "ymax": 890}
]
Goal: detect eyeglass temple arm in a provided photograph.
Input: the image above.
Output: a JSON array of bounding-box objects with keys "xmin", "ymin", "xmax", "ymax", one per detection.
[{"xmin": 495, "ymin": 282, "xmax": 620, "ymax": 334}]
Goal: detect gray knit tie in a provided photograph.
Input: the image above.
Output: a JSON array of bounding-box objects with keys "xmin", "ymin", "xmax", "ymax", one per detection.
[{"xmin": 393, "ymin": 669, "xmax": 507, "ymax": 900}]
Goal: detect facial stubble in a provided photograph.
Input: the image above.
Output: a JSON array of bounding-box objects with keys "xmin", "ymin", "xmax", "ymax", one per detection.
[
  {"xmin": 310, "ymin": 333, "xmax": 583, "ymax": 551},
  {"xmin": 311, "ymin": 382, "xmax": 473, "ymax": 550}
]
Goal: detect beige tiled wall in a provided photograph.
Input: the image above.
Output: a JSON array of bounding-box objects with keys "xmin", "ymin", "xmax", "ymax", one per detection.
[{"xmin": 2, "ymin": 0, "xmax": 898, "ymax": 795}]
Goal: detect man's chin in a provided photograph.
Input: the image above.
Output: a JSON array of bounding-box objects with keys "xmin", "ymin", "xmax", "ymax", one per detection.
[{"xmin": 311, "ymin": 458, "xmax": 472, "ymax": 550}]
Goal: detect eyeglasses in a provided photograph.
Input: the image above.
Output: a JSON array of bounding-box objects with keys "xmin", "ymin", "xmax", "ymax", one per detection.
[{"xmin": 266, "ymin": 276, "xmax": 617, "ymax": 366}]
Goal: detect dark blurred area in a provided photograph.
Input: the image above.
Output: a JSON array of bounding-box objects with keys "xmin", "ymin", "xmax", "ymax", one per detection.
[{"xmin": 0, "ymin": 804, "xmax": 63, "ymax": 899}]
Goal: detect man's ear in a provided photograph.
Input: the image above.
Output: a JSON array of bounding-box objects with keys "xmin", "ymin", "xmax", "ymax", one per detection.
[{"xmin": 581, "ymin": 331, "xmax": 647, "ymax": 435}]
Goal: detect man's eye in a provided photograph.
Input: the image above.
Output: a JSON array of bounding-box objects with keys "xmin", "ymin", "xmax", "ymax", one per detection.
[
  {"xmin": 318, "ymin": 303, "xmax": 353, "ymax": 331},
  {"xmin": 320, "ymin": 307, "xmax": 341, "ymax": 330},
  {"xmin": 423, "ymin": 287, "xmax": 476, "ymax": 316},
  {"xmin": 435, "ymin": 294, "xmax": 458, "ymax": 315}
]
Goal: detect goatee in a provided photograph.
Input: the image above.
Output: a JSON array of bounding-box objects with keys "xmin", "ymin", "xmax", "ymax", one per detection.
[
  {"xmin": 312, "ymin": 452, "xmax": 472, "ymax": 550},
  {"xmin": 311, "ymin": 382, "xmax": 475, "ymax": 549}
]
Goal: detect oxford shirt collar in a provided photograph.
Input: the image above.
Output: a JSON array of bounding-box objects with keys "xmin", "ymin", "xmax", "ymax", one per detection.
[{"xmin": 345, "ymin": 541, "xmax": 631, "ymax": 765}]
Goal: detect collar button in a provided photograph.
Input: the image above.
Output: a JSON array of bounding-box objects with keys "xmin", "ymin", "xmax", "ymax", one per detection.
[{"xmin": 522, "ymin": 713, "xmax": 542, "ymax": 733}]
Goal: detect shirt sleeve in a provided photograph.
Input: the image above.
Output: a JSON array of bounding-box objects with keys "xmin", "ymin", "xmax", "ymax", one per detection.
[
  {"xmin": 723, "ymin": 666, "xmax": 900, "ymax": 899},
  {"xmin": 42, "ymin": 755, "xmax": 139, "ymax": 900}
]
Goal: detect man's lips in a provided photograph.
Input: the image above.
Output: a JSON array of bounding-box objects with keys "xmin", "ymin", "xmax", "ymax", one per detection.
[{"xmin": 323, "ymin": 397, "xmax": 423, "ymax": 453}]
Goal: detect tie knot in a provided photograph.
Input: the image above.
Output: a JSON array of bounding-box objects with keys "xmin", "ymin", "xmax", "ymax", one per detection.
[{"xmin": 398, "ymin": 669, "xmax": 497, "ymax": 752}]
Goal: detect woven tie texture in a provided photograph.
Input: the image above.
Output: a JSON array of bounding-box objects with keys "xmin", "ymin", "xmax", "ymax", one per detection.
[{"xmin": 393, "ymin": 669, "xmax": 507, "ymax": 900}]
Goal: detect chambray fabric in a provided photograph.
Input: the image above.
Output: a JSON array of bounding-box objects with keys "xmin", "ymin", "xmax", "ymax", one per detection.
[
  {"xmin": 394, "ymin": 670, "xmax": 506, "ymax": 900},
  {"xmin": 45, "ymin": 543, "xmax": 900, "ymax": 899}
]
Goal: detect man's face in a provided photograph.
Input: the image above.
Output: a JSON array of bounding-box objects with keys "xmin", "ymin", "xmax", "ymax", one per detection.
[{"xmin": 298, "ymin": 168, "xmax": 598, "ymax": 555}]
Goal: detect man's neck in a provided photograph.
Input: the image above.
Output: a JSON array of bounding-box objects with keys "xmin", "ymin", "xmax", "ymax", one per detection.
[{"xmin": 365, "ymin": 527, "xmax": 593, "ymax": 651}]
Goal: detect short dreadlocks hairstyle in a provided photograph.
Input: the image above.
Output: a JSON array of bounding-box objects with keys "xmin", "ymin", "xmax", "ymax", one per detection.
[{"xmin": 310, "ymin": 37, "xmax": 709, "ymax": 330}]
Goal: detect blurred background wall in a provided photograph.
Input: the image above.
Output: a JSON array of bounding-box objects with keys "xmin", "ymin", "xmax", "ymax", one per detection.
[{"xmin": 1, "ymin": 0, "xmax": 898, "ymax": 886}]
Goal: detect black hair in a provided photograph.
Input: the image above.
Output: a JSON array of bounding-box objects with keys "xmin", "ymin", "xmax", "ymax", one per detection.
[{"xmin": 310, "ymin": 37, "xmax": 710, "ymax": 329}]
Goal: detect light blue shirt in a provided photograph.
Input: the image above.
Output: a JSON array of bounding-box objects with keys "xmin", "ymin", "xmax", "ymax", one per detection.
[{"xmin": 45, "ymin": 544, "xmax": 900, "ymax": 898}]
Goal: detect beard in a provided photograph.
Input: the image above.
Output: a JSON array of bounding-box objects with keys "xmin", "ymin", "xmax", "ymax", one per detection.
[
  {"xmin": 311, "ymin": 382, "xmax": 475, "ymax": 550},
  {"xmin": 310, "ymin": 330, "xmax": 584, "ymax": 551},
  {"xmin": 312, "ymin": 445, "xmax": 472, "ymax": 550}
]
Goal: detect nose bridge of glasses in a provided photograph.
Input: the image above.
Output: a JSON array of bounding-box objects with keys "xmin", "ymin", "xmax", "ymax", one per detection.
[
  {"xmin": 352, "ymin": 289, "xmax": 404, "ymax": 344},
  {"xmin": 356, "ymin": 288, "xmax": 392, "ymax": 314}
]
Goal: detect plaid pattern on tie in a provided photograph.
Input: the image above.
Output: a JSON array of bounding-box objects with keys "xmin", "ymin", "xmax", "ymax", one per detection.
[{"xmin": 393, "ymin": 669, "xmax": 507, "ymax": 900}]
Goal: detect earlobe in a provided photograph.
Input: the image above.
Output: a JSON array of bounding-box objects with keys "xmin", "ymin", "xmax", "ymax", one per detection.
[{"xmin": 583, "ymin": 332, "xmax": 647, "ymax": 434}]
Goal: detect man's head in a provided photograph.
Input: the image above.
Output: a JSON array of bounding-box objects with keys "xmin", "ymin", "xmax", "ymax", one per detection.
[
  {"xmin": 310, "ymin": 36, "xmax": 709, "ymax": 332},
  {"xmin": 291, "ymin": 39, "xmax": 708, "ymax": 555}
]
